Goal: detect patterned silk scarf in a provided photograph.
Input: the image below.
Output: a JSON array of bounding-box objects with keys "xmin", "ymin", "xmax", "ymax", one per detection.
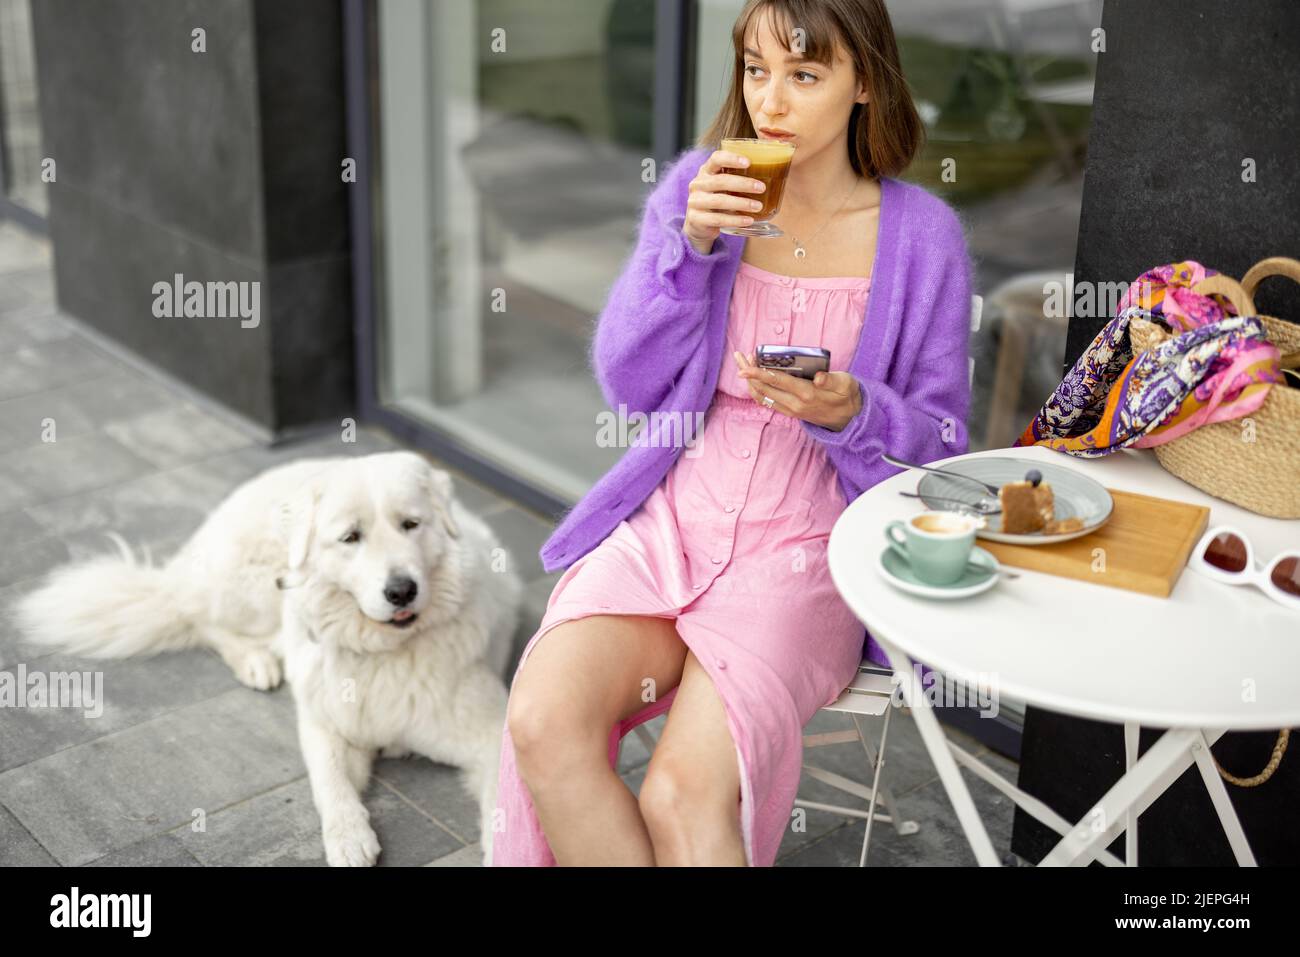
[{"xmin": 1015, "ymin": 261, "xmax": 1282, "ymax": 456}]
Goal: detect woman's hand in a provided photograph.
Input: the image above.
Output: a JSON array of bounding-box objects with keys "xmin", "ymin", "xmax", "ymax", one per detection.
[
  {"xmin": 682, "ymin": 150, "xmax": 769, "ymax": 256},
  {"xmin": 733, "ymin": 351, "xmax": 863, "ymax": 432}
]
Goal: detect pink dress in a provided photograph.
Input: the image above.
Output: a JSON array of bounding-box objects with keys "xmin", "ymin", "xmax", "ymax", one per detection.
[{"xmin": 492, "ymin": 260, "xmax": 872, "ymax": 866}]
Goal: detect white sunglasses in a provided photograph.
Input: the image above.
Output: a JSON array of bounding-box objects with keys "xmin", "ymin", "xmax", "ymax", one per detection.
[{"xmin": 1187, "ymin": 526, "xmax": 1300, "ymax": 611}]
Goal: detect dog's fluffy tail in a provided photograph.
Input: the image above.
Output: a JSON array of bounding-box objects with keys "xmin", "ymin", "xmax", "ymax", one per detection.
[{"xmin": 12, "ymin": 533, "xmax": 201, "ymax": 659}]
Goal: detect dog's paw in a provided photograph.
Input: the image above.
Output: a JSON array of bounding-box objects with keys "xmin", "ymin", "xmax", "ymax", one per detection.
[
  {"xmin": 229, "ymin": 647, "xmax": 283, "ymax": 691},
  {"xmin": 322, "ymin": 811, "xmax": 381, "ymax": 867}
]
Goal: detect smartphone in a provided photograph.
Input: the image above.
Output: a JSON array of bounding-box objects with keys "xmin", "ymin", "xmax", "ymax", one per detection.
[{"xmin": 755, "ymin": 344, "xmax": 830, "ymax": 381}]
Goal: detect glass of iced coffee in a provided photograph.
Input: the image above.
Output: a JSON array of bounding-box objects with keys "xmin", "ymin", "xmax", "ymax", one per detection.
[{"xmin": 719, "ymin": 137, "xmax": 796, "ymax": 237}]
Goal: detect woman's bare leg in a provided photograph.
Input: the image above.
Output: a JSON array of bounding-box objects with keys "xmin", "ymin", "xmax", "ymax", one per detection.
[
  {"xmin": 506, "ymin": 613, "xmax": 688, "ymax": 865},
  {"xmin": 639, "ymin": 649, "xmax": 746, "ymax": 865}
]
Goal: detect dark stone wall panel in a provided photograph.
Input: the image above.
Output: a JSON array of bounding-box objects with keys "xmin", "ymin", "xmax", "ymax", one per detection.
[
  {"xmin": 32, "ymin": 0, "xmax": 265, "ymax": 260},
  {"xmin": 1065, "ymin": 0, "xmax": 1300, "ymax": 370},
  {"xmin": 48, "ymin": 185, "xmax": 273, "ymax": 424}
]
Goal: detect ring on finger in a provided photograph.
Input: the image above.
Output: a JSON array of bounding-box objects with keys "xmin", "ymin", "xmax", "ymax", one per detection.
[{"xmin": 761, "ymin": 394, "xmax": 775, "ymax": 408}]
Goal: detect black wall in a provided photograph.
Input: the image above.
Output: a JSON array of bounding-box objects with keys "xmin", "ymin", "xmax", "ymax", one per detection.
[
  {"xmin": 30, "ymin": 0, "xmax": 354, "ymax": 432},
  {"xmin": 1016, "ymin": 0, "xmax": 1300, "ymax": 865},
  {"xmin": 1064, "ymin": 0, "xmax": 1300, "ymax": 370}
]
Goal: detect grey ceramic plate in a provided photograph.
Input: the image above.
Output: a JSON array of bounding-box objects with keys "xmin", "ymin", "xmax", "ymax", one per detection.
[{"xmin": 916, "ymin": 455, "xmax": 1113, "ymax": 545}]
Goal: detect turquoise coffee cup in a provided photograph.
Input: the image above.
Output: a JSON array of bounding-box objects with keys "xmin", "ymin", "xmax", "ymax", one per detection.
[{"xmin": 884, "ymin": 511, "xmax": 979, "ymax": 585}]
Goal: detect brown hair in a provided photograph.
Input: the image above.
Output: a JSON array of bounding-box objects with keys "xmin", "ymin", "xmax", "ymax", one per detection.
[{"xmin": 696, "ymin": 0, "xmax": 923, "ymax": 180}]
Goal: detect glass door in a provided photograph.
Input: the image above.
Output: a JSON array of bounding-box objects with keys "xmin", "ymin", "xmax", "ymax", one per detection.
[
  {"xmin": 371, "ymin": 0, "xmax": 666, "ymax": 504},
  {"xmin": 0, "ymin": 0, "xmax": 46, "ymax": 219}
]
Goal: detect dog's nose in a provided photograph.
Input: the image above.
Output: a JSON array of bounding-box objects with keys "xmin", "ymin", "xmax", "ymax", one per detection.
[{"xmin": 383, "ymin": 576, "xmax": 418, "ymax": 608}]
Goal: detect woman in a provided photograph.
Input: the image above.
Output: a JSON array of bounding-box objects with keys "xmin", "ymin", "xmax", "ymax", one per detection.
[{"xmin": 491, "ymin": 0, "xmax": 973, "ymax": 867}]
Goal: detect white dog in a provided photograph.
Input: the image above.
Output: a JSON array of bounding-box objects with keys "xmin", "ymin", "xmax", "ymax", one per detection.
[{"xmin": 13, "ymin": 450, "xmax": 522, "ymax": 866}]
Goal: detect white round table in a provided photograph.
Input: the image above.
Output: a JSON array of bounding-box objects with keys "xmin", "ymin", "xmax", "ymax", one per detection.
[{"xmin": 827, "ymin": 444, "xmax": 1300, "ymax": 866}]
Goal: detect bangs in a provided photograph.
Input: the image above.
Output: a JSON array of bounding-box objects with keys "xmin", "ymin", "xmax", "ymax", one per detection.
[{"xmin": 733, "ymin": 0, "xmax": 844, "ymax": 69}]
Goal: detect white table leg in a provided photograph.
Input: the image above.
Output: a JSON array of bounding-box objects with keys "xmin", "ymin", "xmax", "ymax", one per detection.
[
  {"xmin": 1041, "ymin": 727, "xmax": 1203, "ymax": 866},
  {"xmin": 1190, "ymin": 729, "xmax": 1258, "ymax": 866},
  {"xmin": 1124, "ymin": 722, "xmax": 1139, "ymax": 866},
  {"xmin": 878, "ymin": 637, "xmax": 1001, "ymax": 866}
]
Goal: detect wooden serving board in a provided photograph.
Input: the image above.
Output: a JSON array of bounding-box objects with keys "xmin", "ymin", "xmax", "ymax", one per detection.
[{"xmin": 979, "ymin": 488, "xmax": 1210, "ymax": 598}]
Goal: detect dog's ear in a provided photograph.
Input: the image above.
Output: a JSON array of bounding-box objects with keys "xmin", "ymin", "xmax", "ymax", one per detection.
[
  {"xmin": 428, "ymin": 467, "xmax": 461, "ymax": 540},
  {"xmin": 396, "ymin": 451, "xmax": 461, "ymax": 540},
  {"xmin": 275, "ymin": 474, "xmax": 323, "ymax": 580}
]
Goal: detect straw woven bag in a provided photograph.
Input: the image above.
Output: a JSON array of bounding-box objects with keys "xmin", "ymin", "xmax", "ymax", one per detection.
[{"xmin": 1129, "ymin": 257, "xmax": 1300, "ymax": 519}]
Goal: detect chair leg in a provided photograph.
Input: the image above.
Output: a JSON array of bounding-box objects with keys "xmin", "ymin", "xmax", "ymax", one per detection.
[
  {"xmin": 853, "ymin": 709, "xmax": 920, "ymax": 842},
  {"xmin": 857, "ymin": 706, "xmax": 888, "ymax": 866}
]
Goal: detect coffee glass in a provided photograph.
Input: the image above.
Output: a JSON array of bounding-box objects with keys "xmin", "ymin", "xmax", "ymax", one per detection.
[
  {"xmin": 884, "ymin": 511, "xmax": 979, "ymax": 586},
  {"xmin": 719, "ymin": 137, "xmax": 795, "ymax": 238}
]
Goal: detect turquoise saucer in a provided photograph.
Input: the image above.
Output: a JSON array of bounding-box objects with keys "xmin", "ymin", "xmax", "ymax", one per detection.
[{"xmin": 875, "ymin": 545, "xmax": 1000, "ymax": 600}]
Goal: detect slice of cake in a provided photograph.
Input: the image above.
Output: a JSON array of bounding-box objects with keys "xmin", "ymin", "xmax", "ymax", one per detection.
[
  {"xmin": 999, "ymin": 479, "xmax": 1054, "ymax": 534},
  {"xmin": 1043, "ymin": 516, "xmax": 1084, "ymax": 535}
]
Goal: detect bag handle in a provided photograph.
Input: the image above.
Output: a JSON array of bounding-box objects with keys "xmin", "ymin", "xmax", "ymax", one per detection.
[
  {"xmin": 1191, "ymin": 273, "xmax": 1256, "ymax": 317},
  {"xmin": 1196, "ymin": 263, "xmax": 1300, "ymax": 370},
  {"xmin": 1214, "ymin": 729, "xmax": 1290, "ymax": 787},
  {"xmin": 1240, "ymin": 255, "xmax": 1300, "ymax": 298}
]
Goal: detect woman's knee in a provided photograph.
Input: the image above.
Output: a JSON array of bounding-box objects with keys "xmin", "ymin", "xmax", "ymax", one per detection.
[
  {"xmin": 638, "ymin": 755, "xmax": 736, "ymax": 834},
  {"xmin": 505, "ymin": 682, "xmax": 603, "ymax": 771},
  {"xmin": 506, "ymin": 651, "xmax": 617, "ymax": 778},
  {"xmin": 507, "ymin": 615, "xmax": 682, "ymax": 763}
]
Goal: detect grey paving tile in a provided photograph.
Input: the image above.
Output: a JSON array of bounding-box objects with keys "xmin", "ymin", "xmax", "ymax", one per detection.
[
  {"xmin": 622, "ymin": 713, "xmax": 664, "ymax": 773},
  {"xmin": 0, "ymin": 470, "xmax": 33, "ymax": 514},
  {"xmin": 0, "ymin": 277, "xmax": 48, "ymax": 318},
  {"xmin": 0, "ymin": 432, "xmax": 156, "ymax": 511},
  {"xmin": 0, "ymin": 579, "xmax": 54, "ymax": 670},
  {"xmin": 0, "ymin": 507, "xmax": 49, "ymax": 547},
  {"xmin": 481, "ymin": 505, "xmax": 551, "ymax": 582},
  {"xmin": 0, "ymin": 307, "xmax": 73, "ymax": 357},
  {"xmin": 9, "ymin": 266, "xmax": 55, "ymax": 306},
  {"xmin": 0, "ymin": 800, "xmax": 57, "ymax": 865},
  {"xmin": 102, "ymin": 402, "xmax": 254, "ymax": 470},
  {"xmin": 20, "ymin": 459, "xmax": 234, "ymax": 547},
  {"xmin": 0, "ymin": 526, "xmax": 70, "ymax": 588},
  {"xmin": 425, "ymin": 842, "xmax": 484, "ymax": 866},
  {"xmin": 0, "ymin": 647, "xmax": 243, "ymax": 773},
  {"xmin": 504, "ymin": 573, "xmax": 558, "ymax": 672},
  {"xmin": 0, "ymin": 369, "xmax": 180, "ymax": 449},
  {"xmin": 370, "ymin": 755, "xmax": 482, "ymax": 845},
  {"xmin": 85, "ymin": 832, "xmax": 202, "ymax": 867},
  {"xmin": 180, "ymin": 428, "xmax": 401, "ymax": 491},
  {"xmin": 176, "ymin": 775, "xmax": 465, "ymax": 867},
  {"xmin": 271, "ymin": 428, "xmax": 401, "ymax": 460},
  {"xmin": 0, "ymin": 686, "xmax": 302, "ymax": 865},
  {"xmin": 777, "ymin": 750, "xmax": 1020, "ymax": 867},
  {"xmin": 444, "ymin": 468, "xmax": 516, "ymax": 516},
  {"xmin": 58, "ymin": 529, "xmax": 191, "ymax": 570},
  {"xmin": 619, "ymin": 762, "xmax": 647, "ymax": 799},
  {"xmin": 0, "ymin": 223, "xmax": 51, "ymax": 274},
  {"xmin": 794, "ymin": 706, "xmax": 946, "ymax": 800},
  {"xmin": 0, "ymin": 338, "xmax": 119, "ymax": 402}
]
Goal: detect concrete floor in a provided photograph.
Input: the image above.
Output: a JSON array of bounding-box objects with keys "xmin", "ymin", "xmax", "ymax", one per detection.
[{"xmin": 0, "ymin": 220, "xmax": 1024, "ymax": 866}]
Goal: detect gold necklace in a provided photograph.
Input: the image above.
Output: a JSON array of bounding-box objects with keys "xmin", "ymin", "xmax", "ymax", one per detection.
[{"xmin": 789, "ymin": 177, "xmax": 861, "ymax": 260}]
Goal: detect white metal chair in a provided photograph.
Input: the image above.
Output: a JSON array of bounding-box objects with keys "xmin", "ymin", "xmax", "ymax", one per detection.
[
  {"xmin": 980, "ymin": 273, "xmax": 1071, "ymax": 448},
  {"xmin": 791, "ymin": 662, "xmax": 919, "ymax": 866}
]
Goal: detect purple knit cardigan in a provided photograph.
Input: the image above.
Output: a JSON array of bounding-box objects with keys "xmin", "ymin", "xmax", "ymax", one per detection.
[{"xmin": 539, "ymin": 145, "xmax": 974, "ymax": 665}]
